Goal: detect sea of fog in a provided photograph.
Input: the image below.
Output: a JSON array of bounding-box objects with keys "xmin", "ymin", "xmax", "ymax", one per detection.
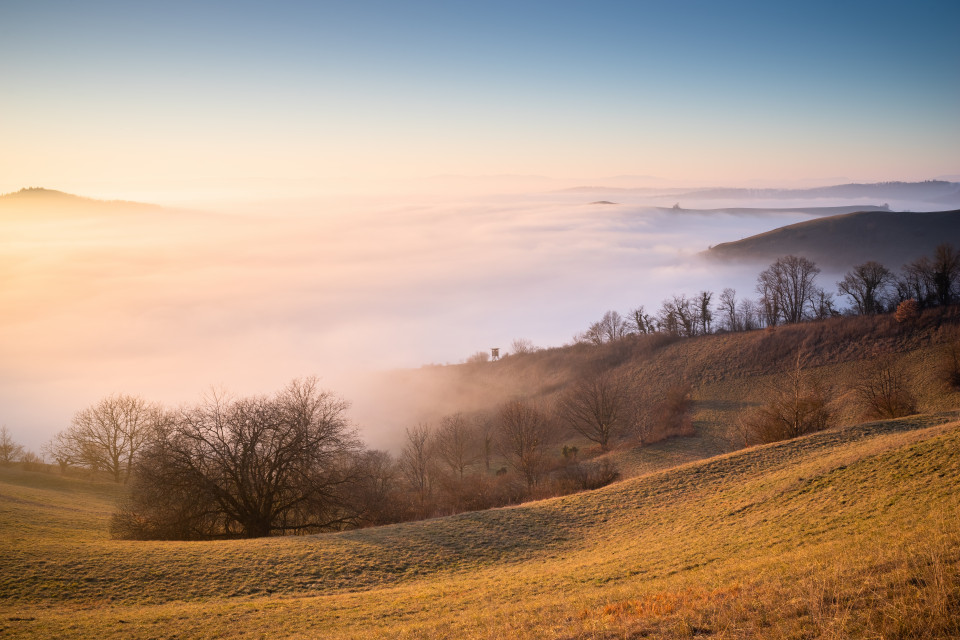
[{"xmin": 0, "ymin": 188, "xmax": 937, "ymax": 451}]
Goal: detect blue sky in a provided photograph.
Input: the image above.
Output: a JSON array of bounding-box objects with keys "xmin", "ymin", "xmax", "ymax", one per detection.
[{"xmin": 1, "ymin": 0, "xmax": 958, "ymax": 199}]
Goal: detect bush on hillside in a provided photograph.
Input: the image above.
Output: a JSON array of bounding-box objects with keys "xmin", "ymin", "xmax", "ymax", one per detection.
[
  {"xmin": 938, "ymin": 334, "xmax": 960, "ymax": 391},
  {"xmin": 553, "ymin": 459, "xmax": 620, "ymax": 494},
  {"xmin": 739, "ymin": 352, "xmax": 832, "ymax": 445},
  {"xmin": 852, "ymin": 356, "xmax": 917, "ymax": 419}
]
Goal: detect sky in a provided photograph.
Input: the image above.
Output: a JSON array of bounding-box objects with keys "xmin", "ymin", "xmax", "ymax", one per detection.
[
  {"xmin": 1, "ymin": 0, "xmax": 958, "ymax": 202},
  {"xmin": 1, "ymin": 0, "xmax": 959, "ymax": 452}
]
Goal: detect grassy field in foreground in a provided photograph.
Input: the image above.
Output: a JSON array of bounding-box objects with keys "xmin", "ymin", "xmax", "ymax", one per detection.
[{"xmin": 2, "ymin": 413, "xmax": 959, "ymax": 639}]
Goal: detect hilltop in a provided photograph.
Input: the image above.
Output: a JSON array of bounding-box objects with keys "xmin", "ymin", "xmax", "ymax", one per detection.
[
  {"xmin": 0, "ymin": 187, "xmax": 161, "ymax": 216},
  {"xmin": 705, "ymin": 208, "xmax": 960, "ymax": 269}
]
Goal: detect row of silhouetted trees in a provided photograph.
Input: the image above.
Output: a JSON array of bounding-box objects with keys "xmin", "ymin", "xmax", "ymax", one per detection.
[{"xmin": 575, "ymin": 244, "xmax": 959, "ymax": 343}]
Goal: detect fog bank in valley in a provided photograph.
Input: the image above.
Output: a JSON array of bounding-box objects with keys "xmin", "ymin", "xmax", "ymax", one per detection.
[{"xmin": 0, "ymin": 186, "xmax": 941, "ymax": 452}]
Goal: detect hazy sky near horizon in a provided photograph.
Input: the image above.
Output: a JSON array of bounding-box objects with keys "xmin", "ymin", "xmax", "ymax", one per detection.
[{"xmin": 2, "ymin": 0, "xmax": 959, "ymax": 202}]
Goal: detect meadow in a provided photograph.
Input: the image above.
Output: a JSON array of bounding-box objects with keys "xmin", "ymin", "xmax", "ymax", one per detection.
[{"xmin": 2, "ymin": 409, "xmax": 958, "ymax": 638}]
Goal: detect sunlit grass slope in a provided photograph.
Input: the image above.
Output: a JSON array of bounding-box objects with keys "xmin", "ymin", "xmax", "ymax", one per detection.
[{"xmin": 2, "ymin": 412, "xmax": 959, "ymax": 638}]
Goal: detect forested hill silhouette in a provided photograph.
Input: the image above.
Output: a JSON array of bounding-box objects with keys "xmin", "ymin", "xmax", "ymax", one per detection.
[
  {"xmin": 707, "ymin": 208, "xmax": 960, "ymax": 269},
  {"xmin": 0, "ymin": 187, "xmax": 161, "ymax": 214}
]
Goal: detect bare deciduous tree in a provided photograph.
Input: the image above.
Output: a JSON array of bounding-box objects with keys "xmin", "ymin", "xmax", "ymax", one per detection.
[
  {"xmin": 658, "ymin": 294, "xmax": 700, "ymax": 337},
  {"xmin": 838, "ymin": 261, "xmax": 893, "ymax": 315},
  {"xmin": 629, "ymin": 305, "xmax": 657, "ymax": 334},
  {"xmin": 111, "ymin": 378, "xmax": 361, "ymax": 539},
  {"xmin": 434, "ymin": 413, "xmax": 477, "ymax": 479},
  {"xmin": 496, "ymin": 399, "xmax": 552, "ymax": 490},
  {"xmin": 576, "ymin": 310, "xmax": 629, "ymax": 345},
  {"xmin": 0, "ymin": 426, "xmax": 24, "ymax": 465},
  {"xmin": 756, "ymin": 255, "xmax": 822, "ymax": 325},
  {"xmin": 400, "ymin": 423, "xmax": 434, "ymax": 510},
  {"xmin": 719, "ymin": 288, "xmax": 740, "ymax": 332},
  {"xmin": 930, "ymin": 243, "xmax": 960, "ymax": 306},
  {"xmin": 697, "ymin": 290, "xmax": 713, "ymax": 335},
  {"xmin": 556, "ymin": 369, "xmax": 631, "ymax": 451},
  {"xmin": 47, "ymin": 394, "xmax": 157, "ymax": 482}
]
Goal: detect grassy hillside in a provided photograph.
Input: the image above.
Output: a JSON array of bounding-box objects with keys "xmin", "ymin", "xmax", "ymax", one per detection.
[
  {"xmin": 2, "ymin": 411, "xmax": 959, "ymax": 638},
  {"xmin": 368, "ymin": 307, "xmax": 960, "ymax": 468},
  {"xmin": 705, "ymin": 209, "xmax": 960, "ymax": 269}
]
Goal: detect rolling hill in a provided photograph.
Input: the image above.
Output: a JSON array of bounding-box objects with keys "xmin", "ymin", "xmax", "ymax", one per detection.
[
  {"xmin": 2, "ymin": 309, "xmax": 960, "ymax": 638},
  {"xmin": 1, "ymin": 413, "xmax": 957, "ymax": 638},
  {"xmin": 706, "ymin": 209, "xmax": 960, "ymax": 269}
]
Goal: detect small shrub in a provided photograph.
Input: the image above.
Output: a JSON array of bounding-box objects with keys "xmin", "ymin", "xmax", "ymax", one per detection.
[
  {"xmin": 938, "ymin": 337, "xmax": 960, "ymax": 391},
  {"xmin": 895, "ymin": 298, "xmax": 920, "ymax": 324},
  {"xmin": 739, "ymin": 352, "xmax": 832, "ymax": 445},
  {"xmin": 554, "ymin": 459, "xmax": 620, "ymax": 494},
  {"xmin": 657, "ymin": 383, "xmax": 696, "ymax": 438},
  {"xmin": 852, "ymin": 356, "xmax": 916, "ymax": 419}
]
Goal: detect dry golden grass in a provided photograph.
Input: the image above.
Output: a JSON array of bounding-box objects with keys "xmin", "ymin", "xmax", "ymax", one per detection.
[{"xmin": 2, "ymin": 411, "xmax": 959, "ymax": 638}]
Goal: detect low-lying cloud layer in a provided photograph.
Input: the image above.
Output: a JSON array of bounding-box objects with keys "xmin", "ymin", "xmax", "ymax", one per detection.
[{"xmin": 0, "ymin": 187, "xmax": 936, "ymax": 451}]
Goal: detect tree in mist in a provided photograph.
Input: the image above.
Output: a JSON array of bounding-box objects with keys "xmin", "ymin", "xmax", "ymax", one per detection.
[
  {"xmin": 496, "ymin": 399, "xmax": 552, "ymax": 490},
  {"xmin": 697, "ymin": 290, "xmax": 713, "ymax": 335},
  {"xmin": 47, "ymin": 394, "xmax": 158, "ymax": 483},
  {"xmin": 400, "ymin": 423, "xmax": 434, "ymax": 511},
  {"xmin": 111, "ymin": 378, "xmax": 361, "ymax": 539},
  {"xmin": 895, "ymin": 244, "xmax": 960, "ymax": 308},
  {"xmin": 718, "ymin": 288, "xmax": 740, "ymax": 332},
  {"xmin": 0, "ymin": 426, "xmax": 24, "ymax": 465},
  {"xmin": 434, "ymin": 412, "xmax": 477, "ymax": 479},
  {"xmin": 897, "ymin": 257, "xmax": 934, "ymax": 307},
  {"xmin": 352, "ymin": 449, "xmax": 405, "ymax": 527},
  {"xmin": 658, "ymin": 294, "xmax": 700, "ymax": 337},
  {"xmin": 510, "ymin": 338, "xmax": 537, "ymax": 355},
  {"xmin": 810, "ymin": 289, "xmax": 837, "ymax": 320},
  {"xmin": 838, "ymin": 261, "xmax": 894, "ymax": 315},
  {"xmin": 738, "ymin": 298, "xmax": 760, "ymax": 331},
  {"xmin": 473, "ymin": 412, "xmax": 497, "ymax": 471},
  {"xmin": 756, "ymin": 255, "xmax": 822, "ymax": 325},
  {"xmin": 465, "ymin": 351, "xmax": 490, "ymax": 364},
  {"xmin": 929, "ymin": 243, "xmax": 960, "ymax": 306},
  {"xmin": 738, "ymin": 351, "xmax": 831, "ymax": 445},
  {"xmin": 629, "ymin": 305, "xmax": 657, "ymax": 334},
  {"xmin": 576, "ymin": 310, "xmax": 629, "ymax": 345},
  {"xmin": 556, "ymin": 369, "xmax": 631, "ymax": 451}
]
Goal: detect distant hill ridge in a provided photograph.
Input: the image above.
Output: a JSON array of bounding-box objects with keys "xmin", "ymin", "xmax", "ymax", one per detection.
[
  {"xmin": 674, "ymin": 180, "xmax": 960, "ymax": 203},
  {"xmin": 706, "ymin": 208, "xmax": 960, "ymax": 269},
  {"xmin": 0, "ymin": 187, "xmax": 160, "ymax": 213},
  {"xmin": 560, "ymin": 180, "xmax": 960, "ymax": 206}
]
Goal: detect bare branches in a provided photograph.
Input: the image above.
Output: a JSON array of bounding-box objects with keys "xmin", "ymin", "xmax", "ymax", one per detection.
[
  {"xmin": 496, "ymin": 399, "xmax": 552, "ymax": 489},
  {"xmin": 111, "ymin": 378, "xmax": 360, "ymax": 539},
  {"xmin": 556, "ymin": 369, "xmax": 630, "ymax": 451},
  {"xmin": 47, "ymin": 394, "xmax": 157, "ymax": 482},
  {"xmin": 0, "ymin": 426, "xmax": 24, "ymax": 465},
  {"xmin": 838, "ymin": 261, "xmax": 893, "ymax": 315}
]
